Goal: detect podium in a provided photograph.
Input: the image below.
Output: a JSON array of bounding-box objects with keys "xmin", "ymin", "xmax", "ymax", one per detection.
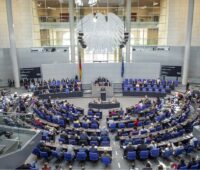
[{"xmin": 100, "ymin": 88, "xmax": 106, "ymax": 101}]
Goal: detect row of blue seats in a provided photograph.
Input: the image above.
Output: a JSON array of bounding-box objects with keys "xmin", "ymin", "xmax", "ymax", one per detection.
[
  {"xmin": 32, "ymin": 148, "xmax": 112, "ymax": 167},
  {"xmin": 57, "ymin": 138, "xmax": 110, "ymax": 146},
  {"xmin": 125, "ymin": 142, "xmax": 198, "ymax": 161},
  {"xmin": 123, "ymin": 87, "xmax": 168, "ymax": 93}
]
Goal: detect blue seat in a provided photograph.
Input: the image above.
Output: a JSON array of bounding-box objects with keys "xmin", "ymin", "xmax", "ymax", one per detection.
[
  {"xmin": 174, "ymin": 148, "xmax": 185, "ymax": 156},
  {"xmin": 190, "ymin": 164, "xmax": 199, "ymax": 170},
  {"xmin": 139, "ymin": 150, "xmax": 149, "ymax": 160},
  {"xmin": 65, "ymin": 89, "xmax": 70, "ymax": 94},
  {"xmin": 133, "ymin": 138, "xmax": 142, "ymax": 145},
  {"xmin": 185, "ymin": 145, "xmax": 194, "ymax": 154},
  {"xmin": 32, "ymin": 147, "xmax": 40, "ymax": 156},
  {"xmin": 150, "ymin": 128, "xmax": 156, "ymax": 133},
  {"xmin": 90, "ymin": 123, "xmax": 99, "ymax": 129},
  {"xmin": 179, "ymin": 166, "xmax": 188, "ymax": 170},
  {"xmin": 127, "ymin": 151, "xmax": 136, "ymax": 161},
  {"xmin": 51, "ymin": 150, "xmax": 62, "ymax": 159},
  {"xmin": 73, "ymin": 123, "xmax": 80, "ymax": 128},
  {"xmin": 101, "ymin": 156, "xmax": 111, "ymax": 166},
  {"xmin": 90, "ymin": 140, "xmax": 99, "ymax": 146},
  {"xmin": 89, "ymin": 152, "xmax": 99, "ymax": 161},
  {"xmin": 130, "ymin": 87, "xmax": 134, "ymax": 92},
  {"xmin": 124, "ymin": 86, "xmax": 128, "ymax": 92},
  {"xmin": 76, "ymin": 152, "xmax": 87, "ymax": 161},
  {"xmin": 82, "ymin": 123, "xmax": 89, "ymax": 129},
  {"xmin": 39, "ymin": 151, "xmax": 48, "ymax": 159},
  {"xmin": 127, "ymin": 123, "xmax": 134, "ymax": 128},
  {"xmin": 109, "ymin": 123, "xmax": 116, "ymax": 131},
  {"xmin": 101, "ymin": 141, "xmax": 110, "ymax": 146},
  {"xmin": 150, "ymin": 148, "xmax": 160, "ymax": 158},
  {"xmin": 68, "ymin": 139, "xmax": 77, "ymax": 145},
  {"xmin": 142, "ymin": 88, "xmax": 146, "ymax": 92},
  {"xmin": 58, "ymin": 119, "xmax": 65, "ymax": 127},
  {"xmin": 88, "ymin": 111, "xmax": 94, "ymax": 116},
  {"xmin": 136, "ymin": 88, "xmax": 140, "ymax": 92},
  {"xmin": 148, "ymin": 88, "xmax": 153, "ymax": 92},
  {"xmin": 162, "ymin": 149, "xmax": 173, "ymax": 159},
  {"xmin": 64, "ymin": 152, "xmax": 73, "ymax": 162},
  {"xmin": 118, "ymin": 122, "xmax": 125, "ymax": 129},
  {"xmin": 59, "ymin": 137, "xmax": 66, "ymax": 144}
]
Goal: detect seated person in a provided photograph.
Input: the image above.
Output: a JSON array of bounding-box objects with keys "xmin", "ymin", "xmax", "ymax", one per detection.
[
  {"xmin": 101, "ymin": 151, "xmax": 112, "ymax": 161},
  {"xmin": 148, "ymin": 141, "xmax": 157, "ymax": 149},
  {"xmin": 79, "ymin": 144, "xmax": 88, "ymax": 154},
  {"xmin": 177, "ymin": 159, "xmax": 186, "ymax": 169},
  {"xmin": 123, "ymin": 142, "xmax": 135, "ymax": 157},
  {"xmin": 139, "ymin": 126, "xmax": 149, "ymax": 135},
  {"xmin": 143, "ymin": 162, "xmax": 152, "ymax": 170},
  {"xmin": 66, "ymin": 145, "xmax": 75, "ymax": 158},
  {"xmin": 90, "ymin": 132, "xmax": 99, "ymax": 142},
  {"xmin": 42, "ymin": 162, "xmax": 51, "ymax": 170},
  {"xmin": 137, "ymin": 140, "xmax": 147, "ymax": 153},
  {"xmin": 187, "ymin": 157, "xmax": 197, "ymax": 169},
  {"xmin": 89, "ymin": 144, "xmax": 98, "ymax": 153}
]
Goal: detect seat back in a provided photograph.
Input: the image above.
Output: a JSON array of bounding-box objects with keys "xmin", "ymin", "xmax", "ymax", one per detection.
[
  {"xmin": 101, "ymin": 156, "xmax": 111, "ymax": 166},
  {"xmin": 64, "ymin": 152, "xmax": 73, "ymax": 161},
  {"xmin": 127, "ymin": 151, "xmax": 136, "ymax": 161},
  {"xmin": 89, "ymin": 152, "xmax": 99, "ymax": 161},
  {"xmin": 150, "ymin": 148, "xmax": 160, "ymax": 158},
  {"xmin": 39, "ymin": 151, "xmax": 48, "ymax": 159},
  {"xmin": 76, "ymin": 152, "xmax": 87, "ymax": 161},
  {"xmin": 162, "ymin": 150, "xmax": 173, "ymax": 158},
  {"xmin": 139, "ymin": 150, "xmax": 149, "ymax": 160},
  {"xmin": 190, "ymin": 164, "xmax": 199, "ymax": 170}
]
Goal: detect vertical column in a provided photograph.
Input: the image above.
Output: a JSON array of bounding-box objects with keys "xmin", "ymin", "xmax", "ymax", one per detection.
[
  {"xmin": 6, "ymin": 0, "xmax": 20, "ymax": 88},
  {"xmin": 69, "ymin": 0, "xmax": 76, "ymax": 63},
  {"xmin": 182, "ymin": 0, "xmax": 194, "ymax": 85},
  {"xmin": 125, "ymin": 0, "xmax": 131, "ymax": 62}
]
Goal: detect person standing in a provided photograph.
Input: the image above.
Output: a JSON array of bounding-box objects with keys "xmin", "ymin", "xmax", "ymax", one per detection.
[{"xmin": 186, "ymin": 80, "xmax": 190, "ymax": 92}]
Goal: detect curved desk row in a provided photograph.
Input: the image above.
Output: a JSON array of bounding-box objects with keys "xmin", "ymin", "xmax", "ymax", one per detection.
[
  {"xmin": 36, "ymin": 91, "xmax": 83, "ymax": 99},
  {"xmin": 44, "ymin": 142, "xmax": 112, "ymax": 155}
]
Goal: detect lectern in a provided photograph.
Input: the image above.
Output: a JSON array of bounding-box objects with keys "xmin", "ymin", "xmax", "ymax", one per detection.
[{"xmin": 100, "ymin": 87, "xmax": 106, "ymax": 101}]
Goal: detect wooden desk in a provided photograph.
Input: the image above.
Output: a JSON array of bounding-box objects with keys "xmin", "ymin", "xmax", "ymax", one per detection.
[
  {"xmin": 44, "ymin": 142, "xmax": 112, "ymax": 155},
  {"xmin": 65, "ymin": 127, "xmax": 101, "ymax": 134}
]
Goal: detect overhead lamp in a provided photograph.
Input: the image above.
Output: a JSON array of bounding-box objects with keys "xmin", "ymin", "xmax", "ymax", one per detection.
[
  {"xmin": 141, "ymin": 6, "xmax": 147, "ymax": 9},
  {"xmin": 88, "ymin": 0, "xmax": 97, "ymax": 6},
  {"xmin": 75, "ymin": 0, "xmax": 83, "ymax": 6},
  {"xmin": 47, "ymin": 7, "xmax": 56, "ymax": 10},
  {"xmin": 153, "ymin": 2, "xmax": 159, "ymax": 6}
]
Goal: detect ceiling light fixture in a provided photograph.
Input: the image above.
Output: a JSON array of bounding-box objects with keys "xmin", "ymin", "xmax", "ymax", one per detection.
[
  {"xmin": 153, "ymin": 2, "xmax": 159, "ymax": 6},
  {"xmin": 88, "ymin": 0, "xmax": 98, "ymax": 6}
]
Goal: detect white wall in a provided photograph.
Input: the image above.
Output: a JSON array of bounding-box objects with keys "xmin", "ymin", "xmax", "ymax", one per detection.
[{"xmin": 41, "ymin": 63, "xmax": 161, "ymax": 84}]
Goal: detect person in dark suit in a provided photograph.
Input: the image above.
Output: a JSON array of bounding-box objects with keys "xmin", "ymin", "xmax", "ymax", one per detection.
[
  {"xmin": 124, "ymin": 143, "xmax": 135, "ymax": 157},
  {"xmin": 137, "ymin": 140, "xmax": 147, "ymax": 154},
  {"xmin": 186, "ymin": 81, "xmax": 190, "ymax": 92}
]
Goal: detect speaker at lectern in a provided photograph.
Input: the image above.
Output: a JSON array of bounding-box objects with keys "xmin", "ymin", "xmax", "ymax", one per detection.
[{"xmin": 100, "ymin": 87, "xmax": 106, "ymax": 101}]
